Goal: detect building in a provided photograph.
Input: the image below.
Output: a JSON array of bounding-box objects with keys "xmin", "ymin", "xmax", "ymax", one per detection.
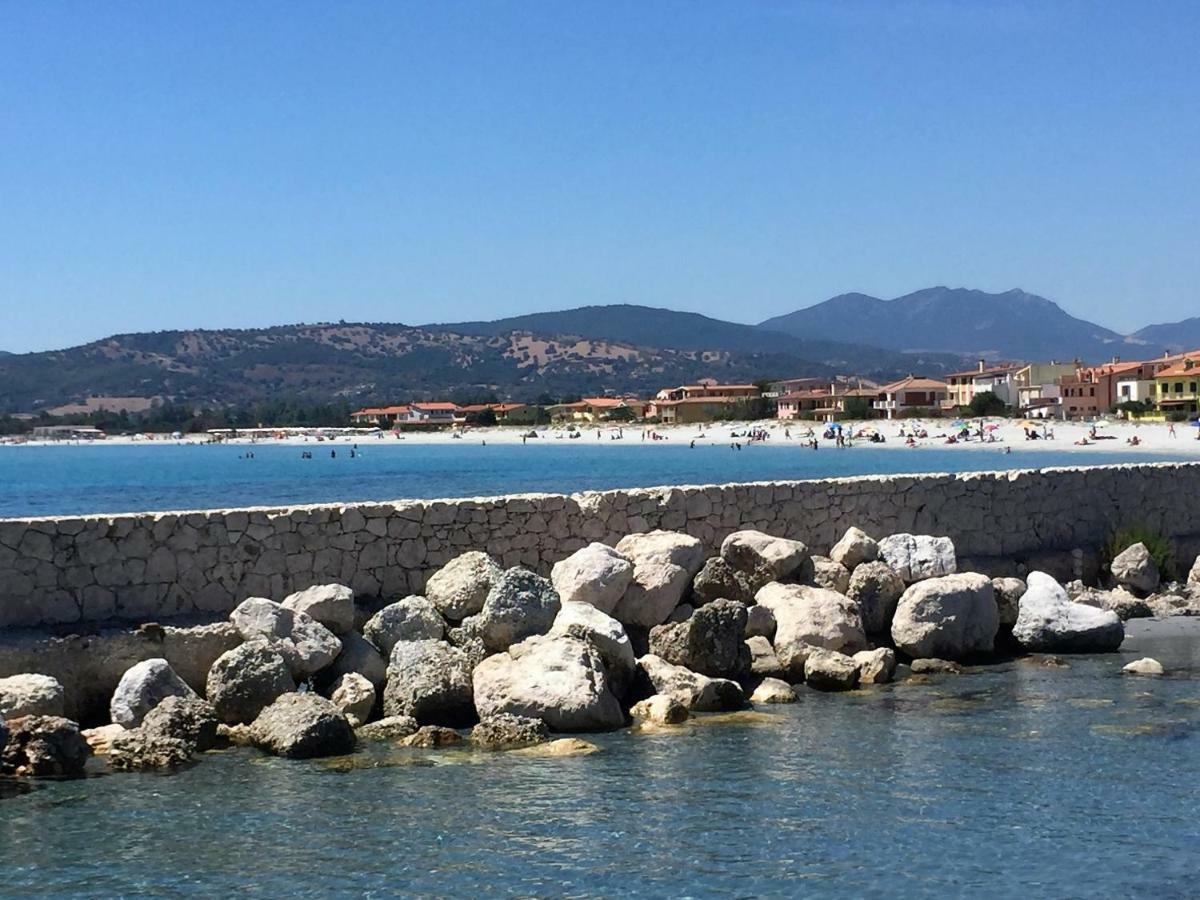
[
  {"xmin": 1155, "ymin": 357, "xmax": 1200, "ymax": 416},
  {"xmin": 646, "ymin": 380, "xmax": 762, "ymax": 423},
  {"xmin": 944, "ymin": 360, "xmax": 1022, "ymax": 410},
  {"xmin": 874, "ymin": 376, "xmax": 948, "ymax": 420},
  {"xmin": 654, "ymin": 381, "xmax": 761, "ymax": 402},
  {"xmin": 350, "ymin": 405, "xmax": 410, "ymax": 426},
  {"xmin": 546, "ymin": 398, "xmax": 637, "ymax": 423},
  {"xmin": 402, "ymin": 403, "xmax": 461, "ymax": 426},
  {"xmin": 764, "ymin": 377, "xmax": 827, "ymax": 399},
  {"xmin": 1013, "ymin": 363, "xmax": 1077, "ymax": 417},
  {"xmin": 30, "ymin": 425, "xmax": 106, "ymax": 440},
  {"xmin": 775, "ymin": 389, "xmax": 830, "ymax": 420}
]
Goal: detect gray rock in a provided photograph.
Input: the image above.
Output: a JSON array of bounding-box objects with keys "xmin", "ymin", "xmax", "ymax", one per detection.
[
  {"xmin": 910, "ymin": 658, "xmax": 963, "ymax": 675},
  {"xmin": 426, "ymin": 551, "xmax": 502, "ymax": 621},
  {"xmin": 891, "ymin": 573, "xmax": 998, "ymax": 660},
  {"xmin": 402, "ymin": 725, "xmax": 463, "ymax": 748},
  {"xmin": 1012, "ymin": 572, "xmax": 1124, "ymax": 653},
  {"xmin": 471, "ymin": 713, "xmax": 550, "ymax": 748},
  {"xmin": 803, "ymin": 649, "xmax": 860, "ymax": 691},
  {"xmin": 383, "ymin": 639, "xmax": 475, "ymax": 726},
  {"xmin": 720, "ymin": 530, "xmax": 809, "ymax": 580},
  {"xmin": 356, "ymin": 715, "xmax": 419, "ymax": 742},
  {"xmin": 0, "ymin": 720, "xmax": 7, "ymax": 758},
  {"xmin": 1110, "ymin": 543, "xmax": 1160, "ymax": 595},
  {"xmin": 613, "ymin": 531, "xmax": 708, "ymax": 628},
  {"xmin": 329, "ymin": 672, "xmax": 376, "ymax": 728},
  {"xmin": 648, "ymin": 599, "xmax": 750, "ymax": 679},
  {"xmin": 461, "ymin": 568, "xmax": 561, "ymax": 653},
  {"xmin": 140, "ymin": 695, "xmax": 219, "ymax": 751},
  {"xmin": 829, "ymin": 526, "xmax": 879, "ymax": 570},
  {"xmin": 991, "ymin": 577, "xmax": 1027, "ymax": 627},
  {"xmin": 808, "ymin": 556, "xmax": 851, "ymax": 594},
  {"xmin": 230, "ymin": 597, "xmax": 342, "ymax": 679},
  {"xmin": 324, "ymin": 631, "xmax": 388, "ymax": 692},
  {"xmin": 847, "ymin": 561, "xmax": 905, "ymax": 635},
  {"xmin": 474, "ymin": 635, "xmax": 624, "ymax": 732},
  {"xmin": 549, "ymin": 601, "xmax": 637, "ymax": 699},
  {"xmin": 629, "ymin": 694, "xmax": 690, "ymax": 724},
  {"xmin": 363, "ymin": 597, "xmax": 445, "ymax": 656},
  {"xmin": 691, "ymin": 557, "xmax": 758, "ymax": 606},
  {"xmin": 0, "ymin": 673, "xmax": 65, "ymax": 719},
  {"xmin": 853, "ymin": 647, "xmax": 897, "ymax": 684},
  {"xmin": 205, "ymin": 641, "xmax": 296, "ymax": 725},
  {"xmin": 636, "ymin": 653, "xmax": 746, "ymax": 712},
  {"xmin": 666, "ymin": 605, "xmax": 694, "ymax": 624},
  {"xmin": 249, "ymin": 693, "xmax": 356, "ymax": 759},
  {"xmin": 109, "ymin": 730, "xmax": 195, "ymax": 771},
  {"xmin": 878, "ymin": 534, "xmax": 957, "ymax": 583},
  {"xmin": 550, "ymin": 543, "xmax": 634, "ymax": 615},
  {"xmin": 754, "ymin": 583, "xmax": 867, "ymax": 679},
  {"xmin": 0, "ymin": 715, "xmax": 91, "ymax": 777},
  {"xmin": 109, "ymin": 658, "xmax": 197, "ymax": 729},
  {"xmin": 746, "ymin": 635, "xmax": 784, "ymax": 678},
  {"xmin": 282, "ymin": 583, "xmax": 355, "ymax": 635},
  {"xmin": 750, "ymin": 678, "xmax": 797, "ymax": 704},
  {"xmin": 744, "ymin": 604, "xmax": 776, "ymax": 640},
  {"xmin": 1103, "ymin": 588, "xmax": 1154, "ymax": 620}
]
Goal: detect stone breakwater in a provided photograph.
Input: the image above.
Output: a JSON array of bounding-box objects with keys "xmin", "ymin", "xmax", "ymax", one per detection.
[{"xmin": 2, "ymin": 462, "xmax": 1200, "ymax": 631}]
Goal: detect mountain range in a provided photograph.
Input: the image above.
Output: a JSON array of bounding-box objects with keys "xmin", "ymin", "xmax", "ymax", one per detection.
[{"xmin": 0, "ymin": 287, "xmax": 1192, "ymax": 415}]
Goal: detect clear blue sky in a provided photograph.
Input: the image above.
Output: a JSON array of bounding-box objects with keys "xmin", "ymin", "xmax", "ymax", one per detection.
[{"xmin": 2, "ymin": 1, "xmax": 1197, "ymax": 352}]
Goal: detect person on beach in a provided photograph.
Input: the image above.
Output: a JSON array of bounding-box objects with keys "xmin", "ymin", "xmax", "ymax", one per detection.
[{"xmin": 1168, "ymin": 423, "xmax": 1176, "ymax": 437}]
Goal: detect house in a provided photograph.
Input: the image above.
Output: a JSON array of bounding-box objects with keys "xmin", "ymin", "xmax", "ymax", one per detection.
[
  {"xmin": 764, "ymin": 377, "xmax": 827, "ymax": 399},
  {"xmin": 31, "ymin": 425, "xmax": 106, "ymax": 440},
  {"xmin": 403, "ymin": 402, "xmax": 461, "ymax": 426},
  {"xmin": 1058, "ymin": 359, "xmax": 1141, "ymax": 419},
  {"xmin": 1154, "ymin": 357, "xmax": 1200, "ymax": 416},
  {"xmin": 646, "ymin": 380, "xmax": 762, "ymax": 423},
  {"xmin": 458, "ymin": 402, "xmax": 530, "ymax": 423},
  {"xmin": 655, "ymin": 380, "xmax": 761, "ymax": 402},
  {"xmin": 874, "ymin": 376, "xmax": 948, "ymax": 420},
  {"xmin": 775, "ymin": 389, "xmax": 830, "ymax": 420},
  {"xmin": 546, "ymin": 398, "xmax": 637, "ymax": 423},
  {"xmin": 1013, "ymin": 363, "xmax": 1077, "ymax": 417},
  {"xmin": 350, "ymin": 405, "xmax": 410, "ymax": 426},
  {"xmin": 944, "ymin": 360, "xmax": 1022, "ymax": 410}
]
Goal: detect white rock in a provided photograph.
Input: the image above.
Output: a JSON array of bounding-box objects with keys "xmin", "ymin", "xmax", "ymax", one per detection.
[
  {"xmin": 0, "ymin": 673, "xmax": 66, "ymax": 719},
  {"xmin": 746, "ymin": 635, "xmax": 784, "ymax": 677},
  {"xmin": 1189, "ymin": 555, "xmax": 1200, "ymax": 585},
  {"xmin": 230, "ymin": 597, "xmax": 342, "ymax": 679},
  {"xmin": 720, "ymin": 530, "xmax": 808, "ymax": 580},
  {"xmin": 754, "ymin": 583, "xmax": 866, "ymax": 679},
  {"xmin": 1110, "ymin": 543, "xmax": 1160, "ymax": 595},
  {"xmin": 613, "ymin": 531, "xmax": 707, "ymax": 628},
  {"xmin": 803, "ymin": 649, "xmax": 859, "ymax": 691},
  {"xmin": 636, "ymin": 654, "xmax": 746, "ymax": 712},
  {"xmin": 109, "ymin": 658, "xmax": 198, "ymax": 729},
  {"xmin": 890, "ymin": 573, "xmax": 998, "ymax": 660},
  {"xmin": 1012, "ymin": 572, "xmax": 1124, "ymax": 653},
  {"xmin": 550, "ymin": 543, "xmax": 634, "ymax": 615},
  {"xmin": 329, "ymin": 672, "xmax": 375, "ymax": 727},
  {"xmin": 629, "ymin": 694, "xmax": 690, "ymax": 724},
  {"xmin": 829, "ymin": 526, "xmax": 879, "ymax": 570},
  {"xmin": 425, "ymin": 551, "xmax": 502, "ymax": 621},
  {"xmin": 281, "ymin": 583, "xmax": 355, "ymax": 635},
  {"xmin": 473, "ymin": 635, "xmax": 624, "ymax": 732},
  {"xmin": 750, "ymin": 677, "xmax": 797, "ymax": 704},
  {"xmin": 878, "ymin": 534, "xmax": 957, "ymax": 583},
  {"xmin": 363, "ymin": 596, "xmax": 445, "ymax": 656},
  {"xmin": 853, "ymin": 648, "xmax": 897, "ymax": 684},
  {"xmin": 809, "ymin": 556, "xmax": 851, "ymax": 594},
  {"xmin": 1122, "ymin": 657, "xmax": 1164, "ymax": 676},
  {"xmin": 550, "ymin": 601, "xmax": 637, "ymax": 698}
]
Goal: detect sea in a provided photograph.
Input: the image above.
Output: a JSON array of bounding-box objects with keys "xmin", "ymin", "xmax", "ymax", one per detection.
[
  {"xmin": 2, "ymin": 620, "xmax": 1198, "ymax": 897},
  {"xmin": 0, "ymin": 441, "xmax": 1184, "ymax": 518}
]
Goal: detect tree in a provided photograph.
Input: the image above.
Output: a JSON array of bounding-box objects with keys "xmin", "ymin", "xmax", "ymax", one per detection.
[
  {"xmin": 842, "ymin": 397, "xmax": 873, "ymax": 420},
  {"xmin": 465, "ymin": 407, "xmax": 497, "ymax": 427},
  {"xmin": 967, "ymin": 391, "xmax": 1007, "ymax": 417}
]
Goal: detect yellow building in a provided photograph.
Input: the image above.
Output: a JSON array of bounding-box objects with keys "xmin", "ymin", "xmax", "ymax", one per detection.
[{"xmin": 1155, "ymin": 357, "xmax": 1200, "ymax": 416}]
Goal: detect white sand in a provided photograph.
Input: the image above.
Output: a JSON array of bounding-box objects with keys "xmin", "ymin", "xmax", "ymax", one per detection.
[{"xmin": 4, "ymin": 417, "xmax": 1200, "ymax": 456}]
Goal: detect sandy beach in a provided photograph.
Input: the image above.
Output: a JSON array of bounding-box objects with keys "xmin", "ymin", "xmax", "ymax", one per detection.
[{"xmin": 4, "ymin": 417, "xmax": 1200, "ymax": 456}]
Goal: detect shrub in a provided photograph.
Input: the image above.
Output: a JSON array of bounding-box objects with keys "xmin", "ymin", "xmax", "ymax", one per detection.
[
  {"xmin": 1166, "ymin": 410, "xmax": 1189, "ymax": 423},
  {"xmin": 967, "ymin": 391, "xmax": 1008, "ymax": 417},
  {"xmin": 1102, "ymin": 526, "xmax": 1177, "ymax": 583}
]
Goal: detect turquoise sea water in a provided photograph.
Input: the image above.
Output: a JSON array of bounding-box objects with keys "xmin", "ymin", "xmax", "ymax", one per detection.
[
  {"xmin": 2, "ymin": 621, "xmax": 1198, "ymax": 897},
  {"xmin": 0, "ymin": 442, "xmax": 1184, "ymax": 518}
]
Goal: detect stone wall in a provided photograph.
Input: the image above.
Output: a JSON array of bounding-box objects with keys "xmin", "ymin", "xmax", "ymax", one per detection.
[{"xmin": 2, "ymin": 462, "xmax": 1199, "ymax": 630}]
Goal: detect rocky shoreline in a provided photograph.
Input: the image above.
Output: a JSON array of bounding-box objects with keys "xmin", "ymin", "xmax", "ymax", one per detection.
[{"xmin": 3, "ymin": 526, "xmax": 1198, "ymax": 778}]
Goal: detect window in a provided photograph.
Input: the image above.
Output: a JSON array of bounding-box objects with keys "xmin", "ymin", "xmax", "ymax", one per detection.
[
  {"xmin": 1176, "ymin": 383, "xmax": 1184, "ymax": 393},
  {"xmin": 1191, "ymin": 383, "xmax": 1197, "ymax": 394}
]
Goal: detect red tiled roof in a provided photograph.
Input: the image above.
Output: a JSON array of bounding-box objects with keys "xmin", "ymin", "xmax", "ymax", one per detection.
[
  {"xmin": 411, "ymin": 402, "xmax": 460, "ymax": 411},
  {"xmin": 1155, "ymin": 359, "xmax": 1199, "ymax": 379},
  {"xmin": 881, "ymin": 376, "xmax": 948, "ymax": 393}
]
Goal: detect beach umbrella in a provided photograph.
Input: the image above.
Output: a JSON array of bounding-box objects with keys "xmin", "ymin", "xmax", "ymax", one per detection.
[
  {"xmin": 1190, "ymin": 420, "xmax": 1200, "ymax": 428},
  {"xmin": 984, "ymin": 423, "xmax": 999, "ymax": 431},
  {"xmin": 950, "ymin": 420, "xmax": 966, "ymax": 429}
]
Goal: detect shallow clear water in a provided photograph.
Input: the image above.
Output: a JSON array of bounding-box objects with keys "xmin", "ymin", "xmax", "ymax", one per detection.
[
  {"xmin": 0, "ymin": 441, "xmax": 1180, "ymax": 518},
  {"xmin": 3, "ymin": 623, "xmax": 1198, "ymax": 897}
]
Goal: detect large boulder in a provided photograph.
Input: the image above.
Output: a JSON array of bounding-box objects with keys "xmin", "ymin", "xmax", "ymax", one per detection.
[
  {"xmin": 1189, "ymin": 556, "xmax": 1200, "ymax": 585},
  {"xmin": 382, "ymin": 639, "xmax": 474, "ymax": 726},
  {"xmin": 109, "ymin": 730, "xmax": 195, "ymax": 771},
  {"xmin": 140, "ymin": 695, "xmax": 219, "ymax": 751},
  {"xmin": 0, "ymin": 715, "xmax": 91, "ymax": 777},
  {"xmin": 550, "ymin": 543, "xmax": 634, "ymax": 614},
  {"xmin": 230, "ymin": 597, "xmax": 342, "ymax": 679},
  {"xmin": 847, "ymin": 561, "xmax": 905, "ymax": 635},
  {"xmin": 324, "ymin": 631, "xmax": 388, "ymax": 692},
  {"xmin": 471, "ymin": 713, "xmax": 550, "ymax": 749},
  {"xmin": 282, "ymin": 583, "xmax": 355, "ymax": 635},
  {"xmin": 878, "ymin": 534, "xmax": 957, "ymax": 583},
  {"xmin": 720, "ymin": 530, "xmax": 808, "ymax": 580},
  {"xmin": 853, "ymin": 648, "xmax": 897, "ymax": 684},
  {"xmin": 630, "ymin": 693, "xmax": 691, "ymax": 724},
  {"xmin": 356, "ymin": 715, "xmax": 419, "ymax": 743},
  {"xmin": 1110, "ymin": 543, "xmax": 1160, "ymax": 595},
  {"xmin": 691, "ymin": 557, "xmax": 759, "ymax": 606},
  {"xmin": 613, "ymin": 531, "xmax": 708, "ymax": 628},
  {"xmin": 829, "ymin": 526, "xmax": 878, "ymax": 570},
  {"xmin": 474, "ymin": 635, "xmax": 624, "ymax": 732},
  {"xmin": 1012, "ymin": 572, "xmax": 1124, "ymax": 653},
  {"xmin": 746, "ymin": 635, "xmax": 784, "ymax": 678},
  {"xmin": 425, "ymin": 551, "xmax": 502, "ymax": 621},
  {"xmin": 808, "ymin": 556, "xmax": 851, "ymax": 594},
  {"xmin": 205, "ymin": 641, "xmax": 297, "ymax": 725},
  {"xmin": 744, "ymin": 604, "xmax": 776, "ymax": 640},
  {"xmin": 636, "ymin": 654, "xmax": 745, "ymax": 712},
  {"xmin": 363, "ymin": 596, "xmax": 445, "ymax": 656},
  {"xmin": 249, "ymin": 693, "xmax": 356, "ymax": 759},
  {"xmin": 549, "ymin": 601, "xmax": 637, "ymax": 699},
  {"xmin": 648, "ymin": 599, "xmax": 750, "ymax": 679},
  {"xmin": 329, "ymin": 673, "xmax": 376, "ymax": 728},
  {"xmin": 754, "ymin": 583, "xmax": 866, "ymax": 678},
  {"xmin": 750, "ymin": 678, "xmax": 797, "ymax": 704},
  {"xmin": 0, "ymin": 674, "xmax": 65, "ymax": 719},
  {"xmin": 991, "ymin": 577, "xmax": 1027, "ymax": 627},
  {"xmin": 891, "ymin": 573, "xmax": 998, "ymax": 660},
  {"xmin": 461, "ymin": 568, "xmax": 561, "ymax": 653},
  {"xmin": 109, "ymin": 659, "xmax": 198, "ymax": 729},
  {"xmin": 803, "ymin": 649, "xmax": 860, "ymax": 692}
]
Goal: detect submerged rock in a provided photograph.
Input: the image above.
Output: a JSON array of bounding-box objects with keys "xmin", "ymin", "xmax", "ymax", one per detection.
[
  {"xmin": 0, "ymin": 715, "xmax": 91, "ymax": 778},
  {"xmin": 891, "ymin": 573, "xmax": 998, "ymax": 660},
  {"xmin": 281, "ymin": 583, "xmax": 356, "ymax": 635},
  {"xmin": 1012, "ymin": 572, "xmax": 1124, "ymax": 653},
  {"xmin": 110, "ymin": 658, "xmax": 197, "ymax": 729},
  {"xmin": 749, "ymin": 678, "xmax": 797, "ymax": 704},
  {"xmin": 426, "ymin": 551, "xmax": 503, "ymax": 621},
  {"xmin": 250, "ymin": 693, "xmax": 357, "ymax": 759},
  {"xmin": 613, "ymin": 530, "xmax": 708, "ymax": 628},
  {"xmin": 648, "ymin": 599, "xmax": 750, "ymax": 679},
  {"xmin": 550, "ymin": 543, "xmax": 634, "ymax": 615},
  {"xmin": 878, "ymin": 534, "xmax": 957, "ymax": 583},
  {"xmin": 1122, "ymin": 657, "xmax": 1164, "ymax": 676},
  {"xmin": 356, "ymin": 715, "xmax": 419, "ymax": 743},
  {"xmin": 0, "ymin": 674, "xmax": 65, "ymax": 720},
  {"xmin": 402, "ymin": 725, "xmax": 462, "ymax": 748},
  {"xmin": 471, "ymin": 713, "xmax": 549, "ymax": 749},
  {"xmin": 910, "ymin": 658, "xmax": 963, "ymax": 675},
  {"xmin": 510, "ymin": 737, "xmax": 600, "ymax": 758},
  {"xmin": 629, "ymin": 693, "xmax": 690, "ymax": 725},
  {"xmin": 206, "ymin": 641, "xmax": 296, "ymax": 725},
  {"xmin": 803, "ymin": 649, "xmax": 859, "ymax": 692}
]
